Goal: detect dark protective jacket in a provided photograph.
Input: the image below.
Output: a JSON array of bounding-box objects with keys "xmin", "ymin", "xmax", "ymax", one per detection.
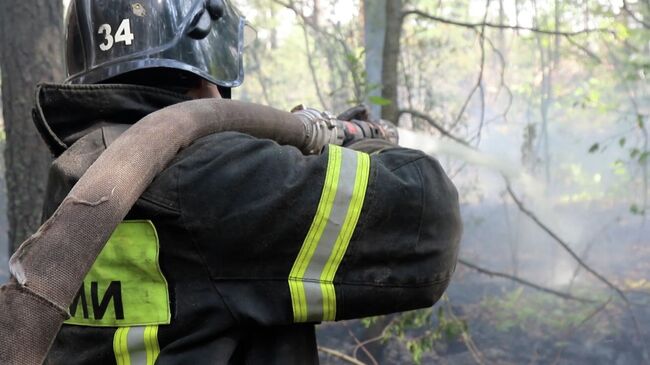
[{"xmin": 33, "ymin": 83, "xmax": 462, "ymax": 365}]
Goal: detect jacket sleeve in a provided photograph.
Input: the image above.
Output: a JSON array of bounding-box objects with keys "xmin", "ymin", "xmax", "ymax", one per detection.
[{"xmin": 177, "ymin": 132, "xmax": 462, "ymax": 325}]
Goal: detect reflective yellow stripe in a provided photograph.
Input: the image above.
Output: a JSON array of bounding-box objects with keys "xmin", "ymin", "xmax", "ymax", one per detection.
[
  {"xmin": 113, "ymin": 327, "xmax": 130, "ymax": 365},
  {"xmin": 144, "ymin": 325, "xmax": 160, "ymax": 365},
  {"xmin": 289, "ymin": 145, "xmax": 370, "ymax": 322},
  {"xmin": 321, "ymin": 152, "xmax": 370, "ymax": 321},
  {"xmin": 113, "ymin": 325, "xmax": 160, "ymax": 365},
  {"xmin": 289, "ymin": 145, "xmax": 341, "ymax": 322}
]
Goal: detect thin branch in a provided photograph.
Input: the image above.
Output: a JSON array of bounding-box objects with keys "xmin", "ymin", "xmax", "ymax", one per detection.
[
  {"xmin": 451, "ymin": 79, "xmax": 481, "ymax": 131},
  {"xmin": 482, "ymin": 34, "xmax": 514, "ymax": 123},
  {"xmin": 532, "ymin": 0, "xmax": 553, "ymax": 185},
  {"xmin": 398, "ymin": 109, "xmax": 470, "ymax": 146},
  {"xmin": 568, "ymin": 221, "xmax": 616, "ymax": 290},
  {"xmin": 505, "ymin": 184, "xmax": 646, "ymax": 346},
  {"xmin": 603, "ymin": 40, "xmax": 649, "ymax": 223},
  {"xmin": 551, "ymin": 297, "xmax": 613, "ymax": 365},
  {"xmin": 449, "ymin": 26, "xmax": 486, "ymax": 132},
  {"xmin": 402, "ymin": 9, "xmax": 615, "ymax": 36},
  {"xmin": 622, "ymin": 83, "xmax": 648, "ymax": 221},
  {"xmin": 248, "ymin": 50, "xmax": 274, "ymax": 106},
  {"xmin": 472, "ymin": 1, "xmax": 490, "ymax": 145},
  {"xmin": 459, "ymin": 258, "xmax": 599, "ymax": 303},
  {"xmin": 273, "ymin": 0, "xmax": 364, "ymax": 104},
  {"xmin": 563, "ymin": 34, "xmax": 601, "ymax": 63},
  {"xmin": 352, "ymin": 317, "xmax": 399, "ymax": 360},
  {"xmin": 476, "ymin": 81, "xmax": 486, "ymax": 145},
  {"xmin": 443, "ymin": 296, "xmax": 488, "ymax": 365},
  {"xmin": 300, "ymin": 23, "xmax": 329, "ymax": 111},
  {"xmin": 318, "ymin": 347, "xmax": 368, "ymax": 365},
  {"xmin": 399, "ymin": 51, "xmax": 416, "ymax": 112},
  {"xmin": 500, "ymin": 193, "xmax": 519, "ymax": 277},
  {"xmin": 343, "ymin": 323, "xmax": 378, "ymax": 365},
  {"xmin": 574, "ymin": 297, "xmax": 613, "ymax": 330},
  {"xmin": 272, "ymin": 0, "xmax": 363, "ymax": 103},
  {"xmin": 506, "ymin": 185, "xmax": 629, "ymax": 303},
  {"xmin": 622, "ymin": 0, "xmax": 650, "ymax": 28}
]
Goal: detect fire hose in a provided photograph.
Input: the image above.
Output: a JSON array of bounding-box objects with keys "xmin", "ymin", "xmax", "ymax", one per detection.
[{"xmin": 0, "ymin": 98, "xmax": 397, "ymax": 364}]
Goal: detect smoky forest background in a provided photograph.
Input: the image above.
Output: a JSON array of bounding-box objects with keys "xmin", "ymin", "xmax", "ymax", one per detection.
[{"xmin": 1, "ymin": 0, "xmax": 649, "ymax": 364}]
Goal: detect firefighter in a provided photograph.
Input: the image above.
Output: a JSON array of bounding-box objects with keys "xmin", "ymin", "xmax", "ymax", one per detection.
[{"xmin": 34, "ymin": 0, "xmax": 462, "ymax": 363}]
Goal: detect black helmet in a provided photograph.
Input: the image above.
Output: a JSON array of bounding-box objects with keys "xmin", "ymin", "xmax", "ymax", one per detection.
[{"xmin": 64, "ymin": 0, "xmax": 246, "ymax": 88}]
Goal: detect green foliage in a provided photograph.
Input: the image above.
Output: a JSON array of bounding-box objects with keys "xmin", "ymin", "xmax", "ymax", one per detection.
[
  {"xmin": 435, "ymin": 307, "xmax": 467, "ymax": 341},
  {"xmin": 613, "ymin": 22, "xmax": 630, "ymax": 40},
  {"xmin": 363, "ymin": 303, "xmax": 469, "ymax": 364},
  {"xmin": 480, "ymin": 288, "xmax": 611, "ymax": 335},
  {"xmin": 360, "ymin": 315, "xmax": 381, "ymax": 328},
  {"xmin": 368, "ymin": 96, "xmax": 392, "ymax": 106},
  {"xmin": 630, "ymin": 203, "xmax": 645, "ymax": 215},
  {"xmin": 639, "ymin": 152, "xmax": 650, "ymax": 165}
]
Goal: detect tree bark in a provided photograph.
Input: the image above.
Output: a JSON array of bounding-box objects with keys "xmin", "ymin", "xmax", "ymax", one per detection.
[
  {"xmin": 0, "ymin": 0, "xmax": 64, "ymax": 253},
  {"xmin": 363, "ymin": 0, "xmax": 386, "ymax": 119},
  {"xmin": 381, "ymin": 0, "xmax": 403, "ymax": 124}
]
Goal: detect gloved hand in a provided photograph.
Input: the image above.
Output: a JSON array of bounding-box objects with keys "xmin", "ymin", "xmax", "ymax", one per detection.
[
  {"xmin": 337, "ymin": 105, "xmax": 371, "ymax": 123},
  {"xmin": 337, "ymin": 105, "xmax": 399, "ymax": 148},
  {"xmin": 290, "ymin": 104, "xmax": 399, "ymax": 155}
]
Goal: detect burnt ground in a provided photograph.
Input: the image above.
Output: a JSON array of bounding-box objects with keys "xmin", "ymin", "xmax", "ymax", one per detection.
[{"xmin": 317, "ymin": 280, "xmax": 650, "ymax": 365}]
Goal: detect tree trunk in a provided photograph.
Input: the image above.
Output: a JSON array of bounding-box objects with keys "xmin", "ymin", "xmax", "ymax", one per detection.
[
  {"xmin": 363, "ymin": 0, "xmax": 387, "ymax": 119},
  {"xmin": 381, "ymin": 0, "xmax": 403, "ymax": 124},
  {"xmin": 359, "ymin": 5, "xmax": 404, "ymax": 361},
  {"xmin": 0, "ymin": 0, "xmax": 64, "ymax": 254}
]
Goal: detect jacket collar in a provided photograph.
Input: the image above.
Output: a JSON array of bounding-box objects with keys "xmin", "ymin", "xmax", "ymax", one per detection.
[{"xmin": 33, "ymin": 83, "xmax": 191, "ymax": 156}]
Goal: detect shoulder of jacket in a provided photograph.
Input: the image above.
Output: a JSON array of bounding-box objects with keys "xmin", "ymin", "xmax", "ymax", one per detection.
[{"xmin": 371, "ymin": 147, "xmax": 430, "ymax": 172}]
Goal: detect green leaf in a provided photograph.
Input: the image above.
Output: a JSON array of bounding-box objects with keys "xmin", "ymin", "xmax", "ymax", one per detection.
[
  {"xmin": 369, "ymin": 96, "xmax": 393, "ymax": 106},
  {"xmin": 631, "ymin": 148, "xmax": 640, "ymax": 159},
  {"xmin": 638, "ymin": 115, "xmax": 645, "ymax": 130},
  {"xmin": 588, "ymin": 143, "xmax": 600, "ymax": 153},
  {"xmin": 345, "ymin": 52, "xmax": 361, "ymax": 65},
  {"xmin": 639, "ymin": 151, "xmax": 650, "ymax": 164},
  {"xmin": 614, "ymin": 22, "xmax": 630, "ymax": 40},
  {"xmin": 619, "ymin": 138, "xmax": 626, "ymax": 147}
]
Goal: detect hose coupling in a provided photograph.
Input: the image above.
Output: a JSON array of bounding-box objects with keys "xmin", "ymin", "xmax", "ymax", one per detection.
[{"xmin": 291, "ymin": 105, "xmax": 346, "ymax": 154}]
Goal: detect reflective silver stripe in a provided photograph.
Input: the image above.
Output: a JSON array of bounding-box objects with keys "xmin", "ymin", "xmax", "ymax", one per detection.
[
  {"xmin": 289, "ymin": 145, "xmax": 370, "ymax": 322},
  {"xmin": 127, "ymin": 326, "xmax": 147, "ymax": 365},
  {"xmin": 113, "ymin": 325, "xmax": 160, "ymax": 365},
  {"xmin": 301, "ymin": 148, "xmax": 358, "ymax": 321}
]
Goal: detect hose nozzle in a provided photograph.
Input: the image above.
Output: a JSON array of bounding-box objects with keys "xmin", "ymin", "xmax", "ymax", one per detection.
[{"xmin": 291, "ymin": 104, "xmax": 399, "ymax": 154}]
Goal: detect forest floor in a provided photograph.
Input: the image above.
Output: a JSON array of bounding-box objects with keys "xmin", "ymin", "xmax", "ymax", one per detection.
[{"xmin": 317, "ymin": 276, "xmax": 650, "ymax": 365}]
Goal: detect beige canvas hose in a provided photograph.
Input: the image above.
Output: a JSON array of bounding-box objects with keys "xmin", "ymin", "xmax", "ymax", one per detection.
[{"xmin": 0, "ymin": 99, "xmax": 342, "ymax": 364}]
